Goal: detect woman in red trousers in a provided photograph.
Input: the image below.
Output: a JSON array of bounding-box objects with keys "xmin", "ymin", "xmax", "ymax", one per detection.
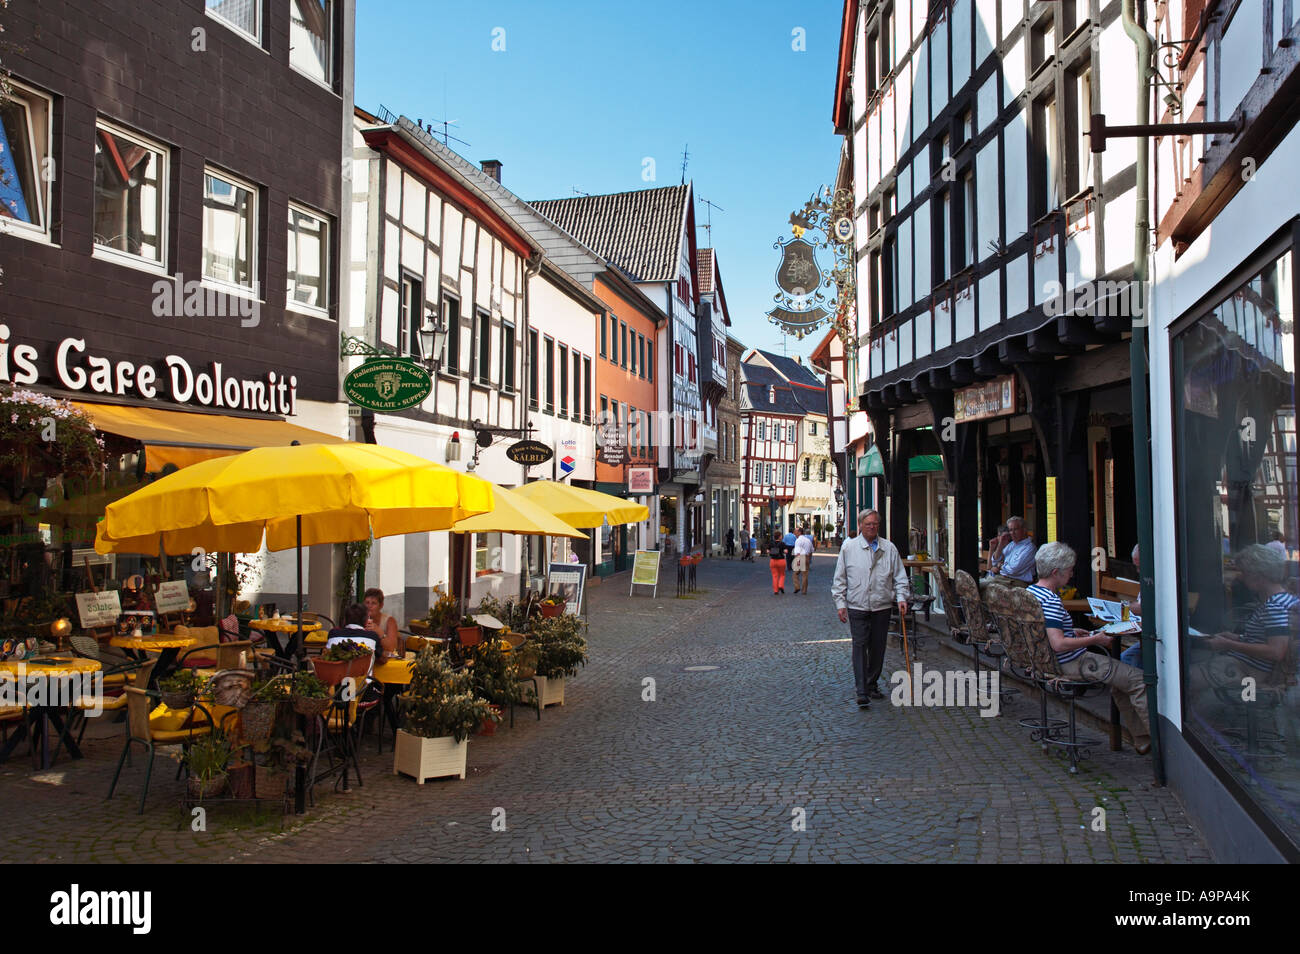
[{"xmin": 769, "ymin": 534, "xmax": 787, "ymax": 594}]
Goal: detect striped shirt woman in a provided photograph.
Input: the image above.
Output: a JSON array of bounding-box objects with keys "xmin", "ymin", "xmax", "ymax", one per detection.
[{"xmin": 1028, "ymin": 583, "xmax": 1085, "ymax": 665}]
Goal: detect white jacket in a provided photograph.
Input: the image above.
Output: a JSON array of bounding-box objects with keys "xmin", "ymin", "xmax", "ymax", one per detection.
[{"xmin": 831, "ymin": 534, "xmax": 911, "ymax": 612}]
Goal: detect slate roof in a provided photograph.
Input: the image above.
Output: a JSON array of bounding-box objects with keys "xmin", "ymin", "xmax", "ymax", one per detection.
[
  {"xmin": 756, "ymin": 350, "xmax": 826, "ymax": 390},
  {"xmin": 530, "ymin": 185, "xmax": 691, "ymax": 283},
  {"xmin": 745, "ymin": 382, "xmax": 807, "ymax": 415}
]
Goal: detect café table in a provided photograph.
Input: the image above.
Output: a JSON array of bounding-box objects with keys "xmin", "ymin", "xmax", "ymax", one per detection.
[
  {"xmin": 0, "ymin": 656, "xmax": 102, "ymax": 769},
  {"xmin": 109, "ymin": 632, "xmax": 196, "ymax": 690}
]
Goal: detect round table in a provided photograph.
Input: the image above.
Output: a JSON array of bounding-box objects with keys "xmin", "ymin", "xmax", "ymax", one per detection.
[
  {"xmin": 0, "ymin": 656, "xmax": 102, "ymax": 768},
  {"xmin": 248, "ymin": 618, "xmax": 322, "ymax": 657},
  {"xmin": 109, "ymin": 633, "xmax": 197, "ymax": 690}
]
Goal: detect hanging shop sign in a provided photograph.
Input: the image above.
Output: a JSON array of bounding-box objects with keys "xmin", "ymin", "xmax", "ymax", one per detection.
[
  {"xmin": 627, "ymin": 466, "xmax": 655, "ymax": 494},
  {"xmin": 506, "ymin": 440, "xmax": 553, "ymax": 466},
  {"xmin": 596, "ymin": 418, "xmax": 628, "ymax": 466},
  {"xmin": 953, "ymin": 375, "xmax": 1019, "ymax": 423},
  {"xmin": 343, "ymin": 357, "xmax": 432, "ymax": 413},
  {"xmin": 0, "ymin": 326, "xmax": 301, "ymax": 414}
]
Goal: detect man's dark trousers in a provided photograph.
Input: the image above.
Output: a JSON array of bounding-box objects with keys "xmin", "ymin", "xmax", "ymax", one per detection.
[{"xmin": 847, "ymin": 608, "xmax": 891, "ymax": 699}]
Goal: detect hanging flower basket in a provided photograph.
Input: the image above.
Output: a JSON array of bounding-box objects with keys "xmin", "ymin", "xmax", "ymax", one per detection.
[
  {"xmin": 0, "ymin": 387, "xmax": 106, "ymax": 495},
  {"xmin": 238, "ymin": 701, "xmax": 277, "ymax": 743}
]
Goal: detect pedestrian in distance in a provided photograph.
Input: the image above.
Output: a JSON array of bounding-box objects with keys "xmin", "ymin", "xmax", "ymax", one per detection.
[
  {"xmin": 791, "ymin": 525, "xmax": 815, "ymax": 594},
  {"xmin": 832, "ymin": 509, "xmax": 910, "ymax": 708},
  {"xmin": 726, "ymin": 526, "xmax": 735, "ymax": 558},
  {"xmin": 769, "ymin": 532, "xmax": 788, "ymax": 594}
]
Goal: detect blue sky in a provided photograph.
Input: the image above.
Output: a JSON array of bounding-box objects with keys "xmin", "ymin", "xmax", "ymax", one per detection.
[{"xmin": 355, "ymin": 0, "xmax": 845, "ymax": 360}]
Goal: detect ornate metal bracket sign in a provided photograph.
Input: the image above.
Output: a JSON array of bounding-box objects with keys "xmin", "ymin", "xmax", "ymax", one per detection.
[{"xmin": 768, "ymin": 185, "xmax": 857, "ymax": 342}]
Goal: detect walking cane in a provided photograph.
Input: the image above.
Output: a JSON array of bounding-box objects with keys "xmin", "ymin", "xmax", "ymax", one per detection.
[{"xmin": 900, "ymin": 603, "xmax": 912, "ymax": 677}]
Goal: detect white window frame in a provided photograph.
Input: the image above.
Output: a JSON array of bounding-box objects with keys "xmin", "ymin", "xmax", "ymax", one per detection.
[
  {"xmin": 286, "ymin": 201, "xmax": 330, "ymax": 317},
  {"xmin": 205, "ymin": 0, "xmax": 262, "ymax": 48},
  {"xmin": 92, "ymin": 119, "xmax": 169, "ymax": 274},
  {"xmin": 289, "ymin": 0, "xmax": 336, "ymax": 90},
  {"xmin": 0, "ymin": 77, "xmax": 54, "ymax": 244},
  {"xmin": 202, "ymin": 165, "xmax": 260, "ymax": 299}
]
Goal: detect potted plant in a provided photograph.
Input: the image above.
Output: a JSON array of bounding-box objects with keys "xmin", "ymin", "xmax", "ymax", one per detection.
[
  {"xmin": 527, "ymin": 614, "xmax": 588, "ymax": 708},
  {"xmin": 468, "ymin": 637, "xmax": 520, "ymax": 734},
  {"xmin": 456, "ymin": 614, "xmax": 483, "ymax": 647},
  {"xmin": 312, "ymin": 638, "xmax": 373, "ymax": 685},
  {"xmin": 159, "ymin": 668, "xmax": 203, "ymax": 710},
  {"xmin": 237, "ymin": 674, "xmax": 284, "ymax": 744},
  {"xmin": 184, "ymin": 731, "xmax": 233, "ymax": 799},
  {"xmin": 538, "ymin": 595, "xmax": 564, "ymax": 619},
  {"xmin": 393, "ymin": 648, "xmax": 493, "ymax": 783},
  {"xmin": 290, "ymin": 670, "xmax": 332, "ymax": 717}
]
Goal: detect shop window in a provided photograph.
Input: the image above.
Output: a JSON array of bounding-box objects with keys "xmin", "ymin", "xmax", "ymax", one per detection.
[
  {"xmin": 94, "ymin": 123, "xmax": 167, "ymax": 267},
  {"xmin": 0, "ymin": 80, "xmax": 52, "ymax": 238},
  {"xmin": 1172, "ymin": 245, "xmax": 1299, "ymax": 847},
  {"xmin": 202, "ymin": 167, "xmax": 257, "ymax": 291},
  {"xmin": 287, "ymin": 203, "xmax": 329, "ymax": 312},
  {"xmin": 474, "ymin": 532, "xmax": 503, "ymax": 576},
  {"xmin": 289, "ymin": 0, "xmax": 333, "ymax": 86},
  {"xmin": 206, "ymin": 0, "xmax": 261, "ymax": 44}
]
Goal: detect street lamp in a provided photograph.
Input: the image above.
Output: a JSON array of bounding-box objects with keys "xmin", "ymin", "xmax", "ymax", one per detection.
[
  {"xmin": 418, "ymin": 310, "xmax": 448, "ymax": 373},
  {"xmin": 834, "ymin": 484, "xmax": 845, "ymax": 532}
]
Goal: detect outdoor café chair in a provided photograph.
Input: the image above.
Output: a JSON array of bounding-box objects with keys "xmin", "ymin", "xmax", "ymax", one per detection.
[
  {"xmin": 107, "ymin": 686, "xmax": 212, "ymax": 814},
  {"xmin": 955, "ymin": 571, "xmax": 1016, "ymax": 701},
  {"xmin": 73, "ymin": 659, "xmax": 157, "ymax": 747},
  {"xmin": 70, "ymin": 635, "xmax": 144, "ymax": 688}
]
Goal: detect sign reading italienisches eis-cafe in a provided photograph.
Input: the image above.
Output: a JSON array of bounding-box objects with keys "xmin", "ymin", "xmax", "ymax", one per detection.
[{"xmin": 0, "ymin": 324, "xmax": 298, "ymax": 414}]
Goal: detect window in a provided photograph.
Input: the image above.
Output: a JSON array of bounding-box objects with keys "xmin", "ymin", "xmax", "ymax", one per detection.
[
  {"xmin": 882, "ymin": 234, "xmax": 898, "ymax": 319},
  {"xmin": 1031, "ymin": 93, "xmax": 1060, "ymax": 220},
  {"xmin": 765, "ymin": 462, "xmax": 772, "ymax": 485},
  {"xmin": 501, "ymin": 321, "xmax": 516, "ymax": 392},
  {"xmin": 0, "ymin": 81, "xmax": 52, "ymax": 237},
  {"xmin": 630, "ymin": 332, "xmax": 638, "ymax": 375},
  {"xmin": 820, "ymin": 460, "xmax": 828, "ymax": 482},
  {"xmin": 600, "ymin": 314, "xmax": 607, "ymax": 356},
  {"xmin": 648, "ymin": 340, "xmax": 654, "ymax": 382},
  {"xmin": 688, "ymin": 353, "xmax": 696, "ymax": 384},
  {"xmin": 936, "ymin": 188, "xmax": 952, "ymax": 282},
  {"xmin": 206, "ymin": 0, "xmax": 260, "ymax": 43},
  {"xmin": 474, "ymin": 532, "xmax": 503, "ymax": 576},
  {"xmin": 202, "ymin": 168, "xmax": 257, "ymax": 291},
  {"xmin": 639, "ymin": 335, "xmax": 647, "ymax": 379},
  {"xmin": 289, "ymin": 0, "xmax": 333, "ymax": 85},
  {"xmin": 527, "ymin": 329, "xmax": 539, "ymax": 407},
  {"xmin": 788, "ymin": 424, "xmax": 795, "ymax": 442},
  {"xmin": 609, "ymin": 315, "xmax": 619, "ymax": 364},
  {"xmin": 572, "ymin": 349, "xmax": 582, "ymax": 420},
  {"xmin": 443, "ymin": 294, "xmax": 462, "ymax": 373},
  {"xmin": 809, "ymin": 421, "xmax": 817, "ymax": 435},
  {"xmin": 558, "ymin": 343, "xmax": 568, "ymax": 416},
  {"xmin": 475, "ymin": 309, "xmax": 492, "ymax": 384},
  {"xmin": 1031, "ymin": 12, "xmax": 1054, "ymax": 72},
  {"xmin": 803, "ymin": 459, "xmax": 811, "ymax": 481},
  {"xmin": 287, "ymin": 203, "xmax": 328, "ymax": 311},
  {"xmin": 583, "ymin": 357, "xmax": 592, "ymax": 423},
  {"xmin": 1172, "ymin": 246, "xmax": 1300, "ymax": 845},
  {"xmin": 629, "ymin": 405, "xmax": 639, "ymax": 456},
  {"xmin": 544, "ymin": 337, "xmax": 555, "ymax": 412},
  {"xmin": 93, "ymin": 123, "xmax": 167, "ymax": 267},
  {"xmin": 398, "ymin": 274, "xmax": 422, "ymax": 359},
  {"xmin": 962, "ymin": 171, "xmax": 977, "ymax": 269},
  {"xmin": 621, "ymin": 322, "xmax": 629, "ymax": 368},
  {"xmin": 758, "ymin": 421, "xmax": 766, "ymax": 440},
  {"xmin": 1066, "ymin": 66, "xmax": 1093, "ymax": 197},
  {"xmin": 881, "ymin": 5, "xmax": 893, "ymax": 72},
  {"xmin": 600, "ymin": 394, "xmax": 608, "ymax": 423}
]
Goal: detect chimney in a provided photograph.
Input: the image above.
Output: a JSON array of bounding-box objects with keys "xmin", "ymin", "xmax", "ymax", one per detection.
[{"xmin": 481, "ymin": 159, "xmax": 502, "ymax": 183}]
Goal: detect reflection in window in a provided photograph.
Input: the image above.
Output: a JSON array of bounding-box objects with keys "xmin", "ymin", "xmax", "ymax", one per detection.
[
  {"xmin": 1174, "ymin": 247, "xmax": 1299, "ymax": 847},
  {"xmin": 93, "ymin": 126, "xmax": 165, "ymax": 264},
  {"xmin": 0, "ymin": 84, "xmax": 51, "ymax": 231},
  {"xmin": 203, "ymin": 171, "xmax": 256, "ymax": 289},
  {"xmin": 288, "ymin": 205, "xmax": 328, "ymax": 309},
  {"xmin": 474, "ymin": 532, "xmax": 502, "ymax": 576},
  {"xmin": 206, "ymin": 0, "xmax": 260, "ymax": 40},
  {"xmin": 290, "ymin": 0, "xmax": 333, "ymax": 83}
]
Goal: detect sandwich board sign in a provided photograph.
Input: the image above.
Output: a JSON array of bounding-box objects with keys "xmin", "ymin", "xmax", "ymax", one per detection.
[{"xmin": 630, "ymin": 549, "xmax": 660, "ymax": 597}]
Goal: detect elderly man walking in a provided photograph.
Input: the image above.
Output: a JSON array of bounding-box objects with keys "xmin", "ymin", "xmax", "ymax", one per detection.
[
  {"xmin": 791, "ymin": 526, "xmax": 815, "ymax": 593},
  {"xmin": 833, "ymin": 509, "xmax": 910, "ymax": 708}
]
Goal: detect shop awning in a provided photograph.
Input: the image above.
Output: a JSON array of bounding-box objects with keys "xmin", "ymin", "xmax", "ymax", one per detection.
[
  {"xmin": 908, "ymin": 454, "xmax": 944, "ymax": 473},
  {"xmin": 74, "ymin": 402, "xmax": 344, "ymax": 471}
]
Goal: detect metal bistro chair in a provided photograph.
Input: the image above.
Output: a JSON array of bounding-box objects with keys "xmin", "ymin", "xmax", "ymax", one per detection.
[
  {"xmin": 1010, "ymin": 587, "xmax": 1106, "ymax": 774},
  {"xmin": 953, "ymin": 571, "xmax": 1018, "ymax": 706},
  {"xmin": 106, "ymin": 686, "xmax": 212, "ymax": 814}
]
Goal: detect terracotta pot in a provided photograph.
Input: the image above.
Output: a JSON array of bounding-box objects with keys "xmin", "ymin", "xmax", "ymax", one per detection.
[
  {"xmin": 476, "ymin": 704, "xmax": 503, "ymax": 736},
  {"xmin": 312, "ymin": 651, "xmax": 373, "ymax": 686},
  {"xmin": 457, "ymin": 625, "xmax": 483, "ymax": 647},
  {"xmin": 539, "ymin": 603, "xmax": 563, "ymax": 619}
]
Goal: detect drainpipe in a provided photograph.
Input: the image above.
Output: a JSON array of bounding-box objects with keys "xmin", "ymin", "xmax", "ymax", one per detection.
[
  {"xmin": 520, "ymin": 251, "xmax": 544, "ymax": 600},
  {"xmin": 1122, "ymin": 0, "xmax": 1165, "ymax": 786}
]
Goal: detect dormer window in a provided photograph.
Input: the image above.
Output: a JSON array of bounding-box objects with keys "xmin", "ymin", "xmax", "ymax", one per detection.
[{"xmin": 768, "ymin": 385, "xmax": 775, "ymax": 403}]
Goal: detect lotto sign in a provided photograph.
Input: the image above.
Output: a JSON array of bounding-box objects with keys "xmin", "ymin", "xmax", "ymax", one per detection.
[{"xmin": 560, "ymin": 455, "xmax": 575, "ymax": 475}]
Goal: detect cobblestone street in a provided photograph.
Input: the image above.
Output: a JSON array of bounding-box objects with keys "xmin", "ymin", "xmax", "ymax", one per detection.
[{"xmin": 0, "ymin": 552, "xmax": 1214, "ymax": 863}]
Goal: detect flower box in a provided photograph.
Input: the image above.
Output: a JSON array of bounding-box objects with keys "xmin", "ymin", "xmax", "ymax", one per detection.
[
  {"xmin": 532, "ymin": 674, "xmax": 565, "ymax": 708},
  {"xmin": 393, "ymin": 730, "xmax": 467, "ymax": 783}
]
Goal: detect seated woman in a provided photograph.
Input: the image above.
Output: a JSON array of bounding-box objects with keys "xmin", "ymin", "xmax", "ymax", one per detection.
[
  {"xmin": 1203, "ymin": 544, "xmax": 1298, "ymax": 687},
  {"xmin": 362, "ymin": 587, "xmax": 401, "ymax": 659},
  {"xmin": 326, "ymin": 603, "xmax": 378, "ymax": 676},
  {"xmin": 1027, "ymin": 541, "xmax": 1151, "ymax": 755}
]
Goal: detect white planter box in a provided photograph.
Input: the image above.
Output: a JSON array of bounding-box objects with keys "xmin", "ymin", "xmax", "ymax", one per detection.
[
  {"xmin": 533, "ymin": 674, "xmax": 565, "ymax": 708},
  {"xmin": 393, "ymin": 730, "xmax": 467, "ymax": 783}
]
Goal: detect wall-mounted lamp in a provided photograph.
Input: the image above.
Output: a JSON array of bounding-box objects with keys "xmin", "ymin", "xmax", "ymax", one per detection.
[{"xmin": 418, "ymin": 310, "xmax": 448, "ymax": 372}]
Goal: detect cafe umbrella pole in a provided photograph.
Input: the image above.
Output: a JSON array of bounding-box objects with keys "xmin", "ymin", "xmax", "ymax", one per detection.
[{"xmin": 294, "ymin": 512, "xmax": 306, "ymax": 815}]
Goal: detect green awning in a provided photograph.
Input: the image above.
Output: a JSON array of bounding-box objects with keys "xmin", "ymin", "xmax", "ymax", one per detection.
[{"xmin": 908, "ymin": 454, "xmax": 944, "ymax": 473}]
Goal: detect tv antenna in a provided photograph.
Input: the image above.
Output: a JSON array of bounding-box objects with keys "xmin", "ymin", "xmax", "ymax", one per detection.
[
  {"xmin": 680, "ymin": 144, "xmax": 690, "ymax": 184},
  {"xmin": 572, "ymin": 187, "xmax": 591, "ymax": 197},
  {"xmin": 699, "ymin": 196, "xmax": 725, "ymax": 245},
  {"xmin": 423, "ymin": 116, "xmax": 470, "ymax": 149}
]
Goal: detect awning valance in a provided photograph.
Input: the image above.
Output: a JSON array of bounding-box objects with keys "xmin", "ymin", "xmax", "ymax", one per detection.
[{"xmin": 74, "ymin": 402, "xmax": 344, "ymax": 471}]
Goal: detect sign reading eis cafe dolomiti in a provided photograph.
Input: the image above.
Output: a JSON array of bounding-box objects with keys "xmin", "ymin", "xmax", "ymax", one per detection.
[
  {"xmin": 343, "ymin": 358, "xmax": 432, "ymax": 412},
  {"xmin": 506, "ymin": 440, "xmax": 553, "ymax": 466}
]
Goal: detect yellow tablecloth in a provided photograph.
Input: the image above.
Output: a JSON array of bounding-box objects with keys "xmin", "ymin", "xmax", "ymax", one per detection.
[
  {"xmin": 0, "ymin": 657, "xmax": 102, "ymax": 679},
  {"xmin": 109, "ymin": 634, "xmax": 196, "ymax": 651},
  {"xmin": 247, "ymin": 618, "xmax": 323, "ymax": 634},
  {"xmin": 372, "ymin": 656, "xmax": 415, "ymax": 685}
]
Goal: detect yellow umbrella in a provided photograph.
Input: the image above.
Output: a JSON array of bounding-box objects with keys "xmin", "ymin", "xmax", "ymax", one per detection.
[
  {"xmin": 96, "ymin": 442, "xmax": 493, "ymax": 554},
  {"xmin": 512, "ymin": 480, "xmax": 649, "ymax": 528},
  {"xmin": 451, "ymin": 484, "xmax": 587, "ymax": 539}
]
